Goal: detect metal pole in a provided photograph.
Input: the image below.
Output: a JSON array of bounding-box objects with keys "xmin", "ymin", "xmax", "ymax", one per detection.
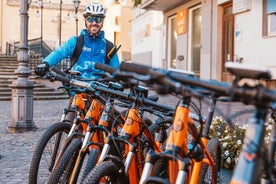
[
  {"xmin": 59, "ymin": 0, "xmax": 63, "ymax": 46},
  {"xmin": 72, "ymin": 0, "xmax": 80, "ymax": 36},
  {"xmin": 40, "ymin": 0, "xmax": 43, "ymax": 56},
  {"xmin": 75, "ymin": 7, "xmax": 78, "ymax": 36},
  {"xmin": 9, "ymin": 0, "xmax": 36, "ymax": 132}
]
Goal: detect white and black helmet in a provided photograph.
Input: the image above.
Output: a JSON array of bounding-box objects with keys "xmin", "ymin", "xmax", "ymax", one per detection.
[{"xmin": 83, "ymin": 2, "xmax": 106, "ymax": 18}]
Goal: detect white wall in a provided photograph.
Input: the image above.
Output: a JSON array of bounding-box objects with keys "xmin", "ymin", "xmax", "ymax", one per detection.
[
  {"xmin": 131, "ymin": 9, "xmax": 164, "ymax": 67},
  {"xmin": 234, "ymin": 1, "xmax": 276, "ymax": 78}
]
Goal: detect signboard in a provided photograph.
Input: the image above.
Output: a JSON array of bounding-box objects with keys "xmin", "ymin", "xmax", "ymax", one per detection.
[
  {"xmin": 176, "ymin": 8, "xmax": 187, "ymax": 35},
  {"xmin": 233, "ymin": 0, "xmax": 251, "ymax": 14}
]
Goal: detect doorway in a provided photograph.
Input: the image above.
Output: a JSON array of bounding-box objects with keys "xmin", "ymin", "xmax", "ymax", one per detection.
[{"xmin": 221, "ymin": 3, "xmax": 234, "ymax": 81}]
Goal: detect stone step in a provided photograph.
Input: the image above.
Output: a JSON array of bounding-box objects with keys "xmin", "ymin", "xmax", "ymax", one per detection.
[
  {"xmin": 0, "ymin": 86, "xmax": 57, "ymax": 92},
  {"xmin": 0, "ymin": 57, "xmax": 18, "ymax": 62},
  {"xmin": 0, "ymin": 78, "xmax": 69, "ymax": 101},
  {"xmin": 0, "ymin": 65, "xmax": 18, "ymax": 72},
  {"xmin": 0, "ymin": 89, "xmax": 67, "ymax": 95},
  {"xmin": 0, "ymin": 80, "xmax": 12, "ymax": 87},
  {"xmin": 0, "ymin": 63, "xmax": 18, "ymax": 67},
  {"xmin": 0, "ymin": 95, "xmax": 69, "ymax": 101},
  {"xmin": 0, "ymin": 71, "xmax": 16, "ymax": 75},
  {"xmin": 0, "ymin": 66, "xmax": 18, "ymax": 69},
  {"xmin": 0, "ymin": 75, "xmax": 17, "ymax": 79},
  {"xmin": 0, "ymin": 83, "xmax": 46, "ymax": 88},
  {"xmin": 0, "ymin": 80, "xmax": 46, "ymax": 86},
  {"xmin": 0, "ymin": 56, "xmax": 71, "ymax": 101}
]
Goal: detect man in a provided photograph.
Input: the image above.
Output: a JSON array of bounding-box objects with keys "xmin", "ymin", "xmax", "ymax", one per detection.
[{"xmin": 35, "ymin": 2, "xmax": 119, "ymax": 78}]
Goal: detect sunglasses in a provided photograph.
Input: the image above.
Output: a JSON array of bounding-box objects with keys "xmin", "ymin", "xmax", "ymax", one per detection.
[{"xmin": 86, "ymin": 16, "xmax": 103, "ymax": 23}]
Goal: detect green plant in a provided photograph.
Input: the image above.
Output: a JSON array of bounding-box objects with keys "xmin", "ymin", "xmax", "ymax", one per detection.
[{"xmin": 209, "ymin": 116, "xmax": 274, "ymax": 169}]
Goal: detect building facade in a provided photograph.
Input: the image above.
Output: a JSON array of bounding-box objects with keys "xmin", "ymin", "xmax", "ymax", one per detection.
[
  {"xmin": 132, "ymin": 0, "xmax": 276, "ymax": 80},
  {"xmin": 0, "ymin": 0, "xmax": 132, "ymax": 60}
]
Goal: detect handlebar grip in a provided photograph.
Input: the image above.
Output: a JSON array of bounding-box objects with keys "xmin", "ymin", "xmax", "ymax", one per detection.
[
  {"xmin": 94, "ymin": 63, "xmax": 117, "ymax": 74},
  {"xmin": 120, "ymin": 61, "xmax": 151, "ymax": 75},
  {"xmin": 55, "ymin": 75, "xmax": 71, "ymax": 84},
  {"xmin": 51, "ymin": 67, "xmax": 67, "ymax": 77},
  {"xmin": 46, "ymin": 72, "xmax": 71, "ymax": 84}
]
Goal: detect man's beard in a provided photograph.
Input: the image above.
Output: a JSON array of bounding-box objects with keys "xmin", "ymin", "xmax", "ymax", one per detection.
[{"xmin": 88, "ymin": 24, "xmax": 101, "ymax": 35}]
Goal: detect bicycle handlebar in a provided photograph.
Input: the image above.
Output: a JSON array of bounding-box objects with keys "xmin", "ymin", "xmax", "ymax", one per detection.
[
  {"xmin": 119, "ymin": 61, "xmax": 276, "ymax": 104},
  {"xmin": 94, "ymin": 63, "xmax": 117, "ymax": 74},
  {"xmin": 45, "ymin": 69, "xmax": 176, "ymax": 115},
  {"xmin": 120, "ymin": 61, "xmax": 151, "ymax": 75},
  {"xmin": 51, "ymin": 67, "xmax": 68, "ymax": 77}
]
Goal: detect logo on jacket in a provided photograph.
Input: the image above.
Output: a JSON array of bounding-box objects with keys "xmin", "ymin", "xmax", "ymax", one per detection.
[{"xmin": 83, "ymin": 47, "xmax": 91, "ymax": 52}]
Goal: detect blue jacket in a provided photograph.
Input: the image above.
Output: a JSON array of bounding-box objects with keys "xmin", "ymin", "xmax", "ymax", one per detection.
[{"xmin": 43, "ymin": 29, "xmax": 120, "ymax": 79}]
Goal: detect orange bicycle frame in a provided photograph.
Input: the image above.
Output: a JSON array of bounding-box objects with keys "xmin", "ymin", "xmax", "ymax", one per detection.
[
  {"xmin": 165, "ymin": 99, "xmax": 216, "ymax": 184},
  {"xmin": 166, "ymin": 105, "xmax": 190, "ymax": 183},
  {"xmin": 84, "ymin": 98, "xmax": 104, "ymax": 149},
  {"xmin": 121, "ymin": 108, "xmax": 143, "ymax": 184},
  {"xmin": 121, "ymin": 107, "xmax": 162, "ymax": 184}
]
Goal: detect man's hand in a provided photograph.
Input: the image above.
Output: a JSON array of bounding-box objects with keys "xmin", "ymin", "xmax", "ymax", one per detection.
[{"xmin": 35, "ymin": 62, "xmax": 49, "ymax": 76}]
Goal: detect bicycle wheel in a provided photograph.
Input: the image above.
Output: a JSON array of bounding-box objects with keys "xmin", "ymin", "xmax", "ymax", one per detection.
[
  {"xmin": 29, "ymin": 122, "xmax": 71, "ymax": 184},
  {"xmin": 48, "ymin": 138, "xmax": 82, "ymax": 184},
  {"xmin": 142, "ymin": 123, "xmax": 169, "ymax": 183},
  {"xmin": 199, "ymin": 138, "xmax": 221, "ymax": 184},
  {"xmin": 83, "ymin": 161, "xmax": 128, "ymax": 184},
  {"xmin": 267, "ymin": 123, "xmax": 276, "ymax": 182},
  {"xmin": 151, "ymin": 158, "xmax": 169, "ymax": 179},
  {"xmin": 78, "ymin": 148, "xmax": 100, "ymax": 183}
]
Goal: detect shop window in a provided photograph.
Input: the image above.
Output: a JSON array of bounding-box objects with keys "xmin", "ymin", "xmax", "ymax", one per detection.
[
  {"xmin": 188, "ymin": 5, "xmax": 201, "ymax": 76},
  {"xmin": 168, "ymin": 15, "xmax": 177, "ymax": 69}
]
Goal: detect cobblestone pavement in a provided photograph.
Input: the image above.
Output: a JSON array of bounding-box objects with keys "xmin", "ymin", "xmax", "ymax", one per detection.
[
  {"xmin": 0, "ymin": 100, "xmax": 69, "ymax": 184},
  {"xmin": 0, "ymin": 95, "xmax": 254, "ymax": 184}
]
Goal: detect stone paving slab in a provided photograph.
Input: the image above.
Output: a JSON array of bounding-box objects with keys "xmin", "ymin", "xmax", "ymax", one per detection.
[
  {"xmin": 0, "ymin": 94, "xmax": 254, "ymax": 184},
  {"xmin": 0, "ymin": 100, "xmax": 68, "ymax": 184}
]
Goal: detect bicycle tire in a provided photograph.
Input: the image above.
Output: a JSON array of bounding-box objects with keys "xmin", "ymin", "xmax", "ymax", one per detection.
[
  {"xmin": 199, "ymin": 138, "xmax": 221, "ymax": 184},
  {"xmin": 144, "ymin": 176, "xmax": 170, "ymax": 184},
  {"xmin": 142, "ymin": 123, "xmax": 169, "ymax": 182},
  {"xmin": 151, "ymin": 158, "xmax": 169, "ymax": 179},
  {"xmin": 267, "ymin": 123, "xmax": 276, "ymax": 182},
  {"xmin": 83, "ymin": 161, "xmax": 128, "ymax": 184},
  {"xmin": 79, "ymin": 148, "xmax": 100, "ymax": 183},
  {"xmin": 28, "ymin": 122, "xmax": 71, "ymax": 184},
  {"xmin": 48, "ymin": 138, "xmax": 82, "ymax": 184},
  {"xmin": 65, "ymin": 146, "xmax": 100, "ymax": 184}
]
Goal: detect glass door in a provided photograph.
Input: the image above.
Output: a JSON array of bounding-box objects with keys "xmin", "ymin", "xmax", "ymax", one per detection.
[
  {"xmin": 222, "ymin": 3, "xmax": 234, "ymax": 72},
  {"xmin": 188, "ymin": 5, "xmax": 201, "ymax": 76},
  {"xmin": 167, "ymin": 15, "xmax": 177, "ymax": 69}
]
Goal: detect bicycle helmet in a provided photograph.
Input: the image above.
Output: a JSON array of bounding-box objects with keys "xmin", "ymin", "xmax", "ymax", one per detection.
[{"xmin": 83, "ymin": 2, "xmax": 106, "ymax": 18}]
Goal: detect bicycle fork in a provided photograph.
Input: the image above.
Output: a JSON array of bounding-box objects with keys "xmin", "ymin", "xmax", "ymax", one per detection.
[
  {"xmin": 140, "ymin": 98, "xmax": 191, "ymax": 184},
  {"xmin": 230, "ymin": 108, "xmax": 268, "ymax": 184},
  {"xmin": 68, "ymin": 98, "xmax": 104, "ymax": 184}
]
